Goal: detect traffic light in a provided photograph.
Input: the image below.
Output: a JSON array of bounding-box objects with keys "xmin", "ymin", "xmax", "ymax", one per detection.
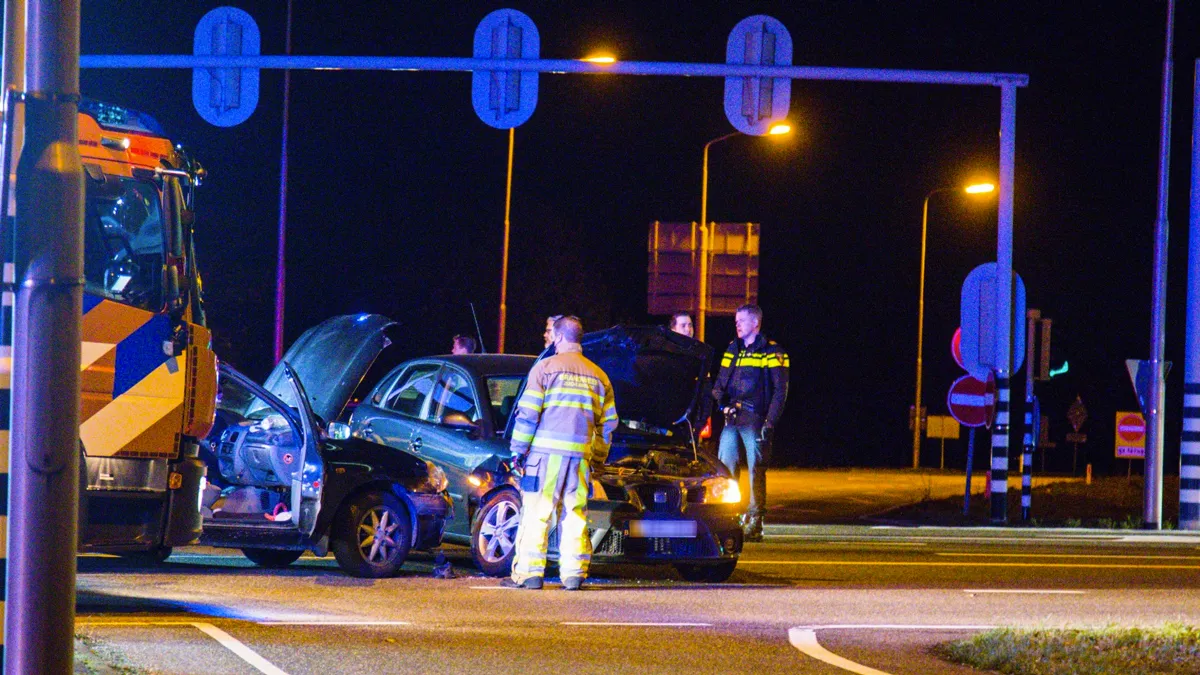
[{"xmin": 1035, "ymin": 317, "xmax": 1069, "ymax": 381}]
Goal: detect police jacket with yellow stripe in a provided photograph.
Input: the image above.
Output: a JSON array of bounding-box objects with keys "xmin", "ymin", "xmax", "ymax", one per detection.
[
  {"xmin": 712, "ymin": 334, "xmax": 790, "ymax": 428},
  {"xmin": 510, "ymin": 343, "xmax": 619, "ymax": 463}
]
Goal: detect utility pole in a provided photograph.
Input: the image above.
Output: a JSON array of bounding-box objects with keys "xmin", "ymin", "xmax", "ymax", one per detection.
[{"xmin": 5, "ymin": 0, "xmax": 84, "ymax": 672}]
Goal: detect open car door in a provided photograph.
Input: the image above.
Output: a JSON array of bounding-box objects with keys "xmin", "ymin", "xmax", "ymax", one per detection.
[{"xmin": 282, "ymin": 363, "xmax": 324, "ymax": 536}]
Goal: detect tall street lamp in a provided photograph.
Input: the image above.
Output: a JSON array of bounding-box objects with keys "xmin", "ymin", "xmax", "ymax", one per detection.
[
  {"xmin": 911, "ymin": 181, "xmax": 996, "ymax": 469},
  {"xmin": 697, "ymin": 123, "xmax": 791, "ymax": 342}
]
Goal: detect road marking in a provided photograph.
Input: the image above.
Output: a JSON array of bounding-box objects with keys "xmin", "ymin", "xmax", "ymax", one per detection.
[
  {"xmin": 821, "ymin": 541, "xmax": 927, "ymax": 547},
  {"xmin": 798, "ymin": 625, "xmax": 996, "ymax": 630},
  {"xmin": 939, "ymin": 552, "xmax": 1200, "ymax": 560},
  {"xmin": 788, "ymin": 628, "xmax": 891, "ymax": 675},
  {"xmin": 962, "ymin": 589, "xmax": 1086, "ymax": 594},
  {"xmin": 78, "ymin": 620, "xmax": 289, "ymax": 675},
  {"xmin": 257, "ymin": 621, "xmax": 412, "ymax": 626},
  {"xmin": 737, "ymin": 559, "xmax": 1200, "ymax": 570},
  {"xmin": 563, "ymin": 622, "xmax": 711, "ymax": 627},
  {"xmin": 193, "ymin": 622, "xmax": 289, "ymax": 675}
]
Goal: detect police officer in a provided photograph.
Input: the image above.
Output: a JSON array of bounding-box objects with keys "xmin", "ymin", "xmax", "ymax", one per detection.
[
  {"xmin": 711, "ymin": 304, "xmax": 789, "ymax": 542},
  {"xmin": 504, "ymin": 316, "xmax": 618, "ymax": 590}
]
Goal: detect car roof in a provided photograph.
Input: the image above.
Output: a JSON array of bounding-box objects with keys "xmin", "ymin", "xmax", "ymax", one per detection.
[{"xmin": 426, "ymin": 353, "xmax": 537, "ymax": 376}]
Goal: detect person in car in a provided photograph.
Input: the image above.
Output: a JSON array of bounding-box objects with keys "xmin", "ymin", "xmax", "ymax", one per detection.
[
  {"xmin": 451, "ymin": 334, "xmax": 477, "ymax": 355},
  {"xmin": 669, "ymin": 311, "xmax": 694, "ymax": 338},
  {"xmin": 503, "ymin": 316, "xmax": 618, "ymax": 590},
  {"xmin": 711, "ymin": 304, "xmax": 789, "ymax": 542}
]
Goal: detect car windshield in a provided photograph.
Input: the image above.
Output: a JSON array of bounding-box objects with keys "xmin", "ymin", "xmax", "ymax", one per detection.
[
  {"xmin": 218, "ymin": 369, "xmax": 289, "ymax": 423},
  {"xmin": 485, "ymin": 375, "xmax": 524, "ymax": 431}
]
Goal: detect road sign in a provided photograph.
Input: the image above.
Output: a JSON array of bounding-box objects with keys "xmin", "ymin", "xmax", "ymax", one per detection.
[
  {"xmin": 646, "ymin": 221, "xmax": 759, "ymax": 316},
  {"xmin": 951, "ymin": 327, "xmax": 964, "ymax": 370},
  {"xmin": 947, "ymin": 374, "xmax": 996, "ymax": 428},
  {"xmin": 1067, "ymin": 395, "xmax": 1087, "ymax": 432},
  {"xmin": 472, "ymin": 9, "xmax": 540, "ymax": 129},
  {"xmin": 192, "ymin": 6, "xmax": 260, "ymax": 127},
  {"xmin": 960, "ymin": 262, "xmax": 1026, "ymax": 381},
  {"xmin": 1065, "ymin": 432, "xmax": 1087, "ymax": 444},
  {"xmin": 724, "ymin": 15, "xmax": 792, "ymax": 135},
  {"xmin": 927, "ymin": 415, "xmax": 960, "ymax": 439},
  {"xmin": 1114, "ymin": 411, "xmax": 1146, "ymax": 459},
  {"xmin": 1126, "ymin": 358, "xmax": 1172, "ymax": 416}
]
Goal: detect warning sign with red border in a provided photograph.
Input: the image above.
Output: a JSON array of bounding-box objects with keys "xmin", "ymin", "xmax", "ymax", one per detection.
[{"xmin": 1114, "ymin": 411, "xmax": 1146, "ymax": 459}]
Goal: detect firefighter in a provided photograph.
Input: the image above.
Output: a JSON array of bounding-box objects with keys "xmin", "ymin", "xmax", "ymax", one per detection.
[
  {"xmin": 504, "ymin": 316, "xmax": 618, "ymax": 590},
  {"xmin": 711, "ymin": 304, "xmax": 789, "ymax": 542}
]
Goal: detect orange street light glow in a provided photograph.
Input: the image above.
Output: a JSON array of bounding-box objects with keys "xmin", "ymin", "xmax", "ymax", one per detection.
[
  {"xmin": 768, "ymin": 123, "xmax": 792, "ymax": 135},
  {"xmin": 582, "ymin": 55, "xmax": 617, "ymax": 64},
  {"xmin": 965, "ymin": 183, "xmax": 996, "ymax": 194}
]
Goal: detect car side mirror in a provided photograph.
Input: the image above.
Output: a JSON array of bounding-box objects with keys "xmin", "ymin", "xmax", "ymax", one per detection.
[
  {"xmin": 442, "ymin": 412, "xmax": 480, "ymax": 437},
  {"xmin": 328, "ymin": 422, "xmax": 351, "ymax": 440}
]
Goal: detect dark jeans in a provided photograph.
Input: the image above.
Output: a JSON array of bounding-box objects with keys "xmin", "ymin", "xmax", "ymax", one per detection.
[{"xmin": 718, "ymin": 424, "xmax": 766, "ymax": 518}]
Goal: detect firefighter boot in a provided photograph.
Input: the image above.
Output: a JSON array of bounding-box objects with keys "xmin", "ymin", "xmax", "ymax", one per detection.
[{"xmin": 742, "ymin": 514, "xmax": 763, "ymax": 542}]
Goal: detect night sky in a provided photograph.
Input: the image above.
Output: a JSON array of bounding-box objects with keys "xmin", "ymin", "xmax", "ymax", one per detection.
[{"xmin": 74, "ymin": 1, "xmax": 1200, "ymax": 472}]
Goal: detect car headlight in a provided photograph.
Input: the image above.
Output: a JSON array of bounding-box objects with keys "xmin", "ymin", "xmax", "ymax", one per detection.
[
  {"xmin": 424, "ymin": 461, "xmax": 449, "ymax": 493},
  {"xmin": 702, "ymin": 477, "xmax": 741, "ymax": 504}
]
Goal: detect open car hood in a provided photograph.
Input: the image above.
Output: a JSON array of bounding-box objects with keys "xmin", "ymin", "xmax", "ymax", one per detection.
[
  {"xmin": 263, "ymin": 313, "xmax": 396, "ymax": 424},
  {"xmin": 581, "ymin": 325, "xmax": 713, "ymax": 433}
]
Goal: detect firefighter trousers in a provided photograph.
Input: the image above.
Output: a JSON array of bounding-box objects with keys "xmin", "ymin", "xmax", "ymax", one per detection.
[{"xmin": 511, "ymin": 451, "xmax": 592, "ymax": 584}]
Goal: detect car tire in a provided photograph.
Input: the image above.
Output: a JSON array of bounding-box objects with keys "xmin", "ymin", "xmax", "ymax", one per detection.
[
  {"xmin": 331, "ymin": 491, "xmax": 412, "ymax": 578},
  {"xmin": 674, "ymin": 560, "xmax": 737, "ymax": 583},
  {"xmin": 241, "ymin": 548, "xmax": 304, "ymax": 568},
  {"xmin": 120, "ymin": 546, "xmax": 172, "ymax": 565},
  {"xmin": 471, "ymin": 490, "xmax": 522, "ymax": 577}
]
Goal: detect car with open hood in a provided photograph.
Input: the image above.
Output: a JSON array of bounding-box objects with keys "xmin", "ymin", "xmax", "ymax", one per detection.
[
  {"xmin": 348, "ymin": 324, "xmax": 744, "ymax": 582},
  {"xmin": 198, "ymin": 314, "xmax": 451, "ymax": 578}
]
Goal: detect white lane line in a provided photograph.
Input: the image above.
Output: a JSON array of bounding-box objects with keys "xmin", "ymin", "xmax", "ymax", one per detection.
[
  {"xmin": 788, "ymin": 628, "xmax": 891, "ymax": 675},
  {"xmin": 192, "ymin": 622, "xmax": 289, "ymax": 675},
  {"xmin": 821, "ymin": 541, "xmax": 927, "ymax": 547},
  {"xmin": 939, "ymin": 552, "xmax": 1200, "ymax": 560},
  {"xmin": 799, "ymin": 625, "xmax": 996, "ymax": 631},
  {"xmin": 963, "ymin": 589, "xmax": 1085, "ymax": 595},
  {"xmin": 257, "ymin": 621, "xmax": 412, "ymax": 626},
  {"xmin": 736, "ymin": 559, "xmax": 1200, "ymax": 570},
  {"xmin": 563, "ymin": 622, "xmax": 711, "ymax": 627}
]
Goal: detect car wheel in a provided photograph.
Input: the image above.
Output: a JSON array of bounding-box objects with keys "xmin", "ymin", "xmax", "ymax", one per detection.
[
  {"xmin": 674, "ymin": 560, "xmax": 737, "ymax": 583},
  {"xmin": 471, "ymin": 490, "xmax": 521, "ymax": 577},
  {"xmin": 332, "ymin": 491, "xmax": 412, "ymax": 578},
  {"xmin": 241, "ymin": 548, "xmax": 304, "ymax": 568},
  {"xmin": 120, "ymin": 546, "xmax": 172, "ymax": 565}
]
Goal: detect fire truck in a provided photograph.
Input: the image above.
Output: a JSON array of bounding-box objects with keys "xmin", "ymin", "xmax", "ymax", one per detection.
[{"xmin": 2, "ymin": 100, "xmax": 217, "ymax": 557}]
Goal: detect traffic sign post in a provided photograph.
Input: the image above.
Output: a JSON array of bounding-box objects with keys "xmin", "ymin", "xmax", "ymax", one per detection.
[
  {"xmin": 960, "ymin": 263, "xmax": 1026, "ymax": 380},
  {"xmin": 1115, "ymin": 411, "xmax": 1147, "ymax": 459},
  {"xmin": 947, "ymin": 374, "xmax": 997, "ymax": 429},
  {"xmin": 724, "ymin": 15, "xmax": 792, "ymax": 135},
  {"xmin": 192, "ymin": 6, "xmax": 260, "ymax": 127},
  {"xmin": 471, "ymin": 9, "xmax": 540, "ymax": 129}
]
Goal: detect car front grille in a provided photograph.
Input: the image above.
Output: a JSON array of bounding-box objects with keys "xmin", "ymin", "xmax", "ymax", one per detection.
[
  {"xmin": 633, "ymin": 484, "xmax": 681, "ymax": 512},
  {"xmin": 593, "ymin": 524, "xmax": 717, "ymax": 559}
]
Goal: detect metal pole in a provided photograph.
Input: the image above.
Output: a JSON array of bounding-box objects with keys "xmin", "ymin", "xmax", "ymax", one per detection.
[
  {"xmin": 964, "ymin": 427, "xmax": 976, "ymax": 515},
  {"xmin": 497, "ymin": 126, "xmax": 513, "ymax": 353},
  {"xmin": 1182, "ymin": 58, "xmax": 1200, "ymax": 531},
  {"xmin": 990, "ymin": 81, "xmax": 1018, "ymax": 524},
  {"xmin": 1145, "ymin": 0, "xmax": 1175, "ymax": 530},
  {"xmin": 912, "ymin": 192, "xmax": 933, "ymax": 469},
  {"xmin": 1021, "ymin": 309, "xmax": 1038, "ymax": 521},
  {"xmin": 273, "ymin": 0, "xmax": 293, "ymax": 364},
  {"xmin": 6, "ymin": 0, "xmax": 83, "ymax": 672},
  {"xmin": 0, "ymin": 0, "xmax": 26, "ymax": 665},
  {"xmin": 698, "ymin": 132, "xmax": 739, "ymax": 343}
]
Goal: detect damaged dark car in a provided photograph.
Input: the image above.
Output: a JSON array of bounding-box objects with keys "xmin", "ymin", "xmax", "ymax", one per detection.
[
  {"xmin": 199, "ymin": 314, "xmax": 451, "ymax": 578},
  {"xmin": 349, "ymin": 324, "xmax": 744, "ymax": 582}
]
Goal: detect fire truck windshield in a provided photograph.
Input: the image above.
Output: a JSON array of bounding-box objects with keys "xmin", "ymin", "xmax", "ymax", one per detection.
[{"xmin": 82, "ymin": 177, "xmax": 164, "ymax": 311}]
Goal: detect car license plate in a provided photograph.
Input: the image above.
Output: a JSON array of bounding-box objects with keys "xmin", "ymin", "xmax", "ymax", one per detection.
[{"xmin": 628, "ymin": 520, "xmax": 697, "ymax": 538}]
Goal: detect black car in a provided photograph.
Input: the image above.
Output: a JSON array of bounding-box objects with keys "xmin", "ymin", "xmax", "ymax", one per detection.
[
  {"xmin": 349, "ymin": 324, "xmax": 744, "ymax": 582},
  {"xmin": 199, "ymin": 315, "xmax": 451, "ymax": 578}
]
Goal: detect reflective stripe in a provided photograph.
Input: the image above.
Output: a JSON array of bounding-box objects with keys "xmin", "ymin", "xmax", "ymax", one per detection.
[
  {"xmin": 543, "ymin": 400, "xmax": 595, "ymax": 411},
  {"xmin": 512, "ymin": 430, "xmax": 535, "ymax": 443}
]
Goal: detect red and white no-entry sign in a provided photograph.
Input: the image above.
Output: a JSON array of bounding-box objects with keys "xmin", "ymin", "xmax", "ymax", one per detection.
[
  {"xmin": 947, "ymin": 374, "xmax": 996, "ymax": 428},
  {"xmin": 952, "ymin": 327, "xmax": 964, "ymax": 370},
  {"xmin": 1115, "ymin": 411, "xmax": 1146, "ymax": 459}
]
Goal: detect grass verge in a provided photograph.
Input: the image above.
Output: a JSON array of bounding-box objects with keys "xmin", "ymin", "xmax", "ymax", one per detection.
[
  {"xmin": 882, "ymin": 476, "xmax": 1180, "ymax": 527},
  {"xmin": 75, "ymin": 634, "xmax": 148, "ymax": 675},
  {"xmin": 935, "ymin": 624, "xmax": 1200, "ymax": 675}
]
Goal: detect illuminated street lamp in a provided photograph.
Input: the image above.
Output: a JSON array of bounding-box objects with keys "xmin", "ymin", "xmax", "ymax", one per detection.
[
  {"xmin": 697, "ymin": 122, "xmax": 791, "ymax": 341},
  {"xmin": 911, "ymin": 182, "xmax": 996, "ymax": 469}
]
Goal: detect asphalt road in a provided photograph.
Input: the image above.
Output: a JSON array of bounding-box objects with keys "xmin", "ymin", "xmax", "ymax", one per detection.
[{"xmin": 75, "ymin": 526, "xmax": 1200, "ymax": 675}]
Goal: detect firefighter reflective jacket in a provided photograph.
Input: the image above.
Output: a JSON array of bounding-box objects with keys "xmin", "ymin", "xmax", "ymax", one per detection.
[
  {"xmin": 711, "ymin": 334, "xmax": 790, "ymax": 428},
  {"xmin": 510, "ymin": 343, "xmax": 619, "ymax": 463}
]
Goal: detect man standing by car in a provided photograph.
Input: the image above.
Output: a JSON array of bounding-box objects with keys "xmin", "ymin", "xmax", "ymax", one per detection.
[
  {"xmin": 543, "ymin": 314, "xmax": 563, "ymax": 349},
  {"xmin": 504, "ymin": 316, "xmax": 619, "ymax": 590},
  {"xmin": 451, "ymin": 334, "xmax": 476, "ymax": 355},
  {"xmin": 711, "ymin": 304, "xmax": 789, "ymax": 542}
]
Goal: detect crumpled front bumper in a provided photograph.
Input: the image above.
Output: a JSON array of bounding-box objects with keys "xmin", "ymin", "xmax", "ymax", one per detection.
[{"xmin": 408, "ymin": 491, "xmax": 452, "ymax": 551}]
